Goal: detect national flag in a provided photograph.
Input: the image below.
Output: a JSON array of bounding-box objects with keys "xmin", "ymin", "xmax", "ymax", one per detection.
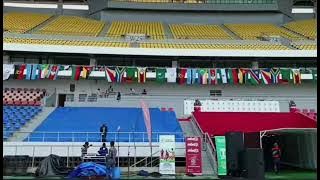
[
  {"xmin": 48, "ymin": 65, "xmax": 59, "ymax": 80},
  {"xmin": 217, "ymin": 68, "xmax": 228, "ymax": 84},
  {"xmin": 3, "ymin": 64, "xmax": 14, "ymax": 80},
  {"xmin": 166, "ymin": 68, "xmax": 177, "ymax": 83},
  {"xmin": 71, "ymin": 65, "xmax": 82, "ymax": 80},
  {"xmin": 59, "ymin": 65, "xmax": 71, "ymax": 71},
  {"xmin": 187, "ymin": 68, "xmax": 192, "ymax": 85},
  {"xmin": 126, "ymin": 67, "xmax": 137, "ymax": 83},
  {"xmin": 14, "ymin": 65, "xmax": 21, "ymax": 79},
  {"xmin": 246, "ymin": 69, "xmax": 261, "ymax": 85},
  {"xmin": 292, "ymin": 69, "xmax": 301, "ymax": 85},
  {"xmin": 270, "ymin": 68, "xmax": 280, "ymax": 84},
  {"xmin": 140, "ymin": 100, "xmax": 152, "ymax": 147},
  {"xmin": 31, "ymin": 64, "xmax": 40, "ymax": 80},
  {"xmin": 238, "ymin": 68, "xmax": 249, "ymax": 84},
  {"xmin": 227, "ymin": 68, "xmax": 239, "ymax": 84},
  {"xmin": 209, "ymin": 69, "xmax": 217, "ymax": 85},
  {"xmin": 137, "ymin": 67, "xmax": 147, "ymax": 83},
  {"xmin": 116, "ymin": 67, "xmax": 126, "ymax": 83},
  {"xmin": 93, "ymin": 66, "xmax": 105, "ymax": 72},
  {"xmin": 40, "ymin": 64, "xmax": 50, "ymax": 79},
  {"xmin": 17, "ymin": 64, "xmax": 26, "ymax": 80},
  {"xmin": 105, "ymin": 67, "xmax": 116, "ymax": 82},
  {"xmin": 261, "ymin": 68, "xmax": 272, "ymax": 85},
  {"xmin": 81, "ymin": 66, "xmax": 93, "ymax": 79},
  {"xmin": 191, "ymin": 69, "xmax": 198, "ymax": 84},
  {"xmin": 280, "ymin": 68, "xmax": 292, "ymax": 84},
  {"xmin": 156, "ymin": 68, "xmax": 166, "ymax": 83},
  {"xmin": 198, "ymin": 68, "xmax": 208, "ymax": 85},
  {"xmin": 25, "ymin": 64, "xmax": 33, "ymax": 80},
  {"xmin": 178, "ymin": 68, "xmax": 187, "ymax": 85}
]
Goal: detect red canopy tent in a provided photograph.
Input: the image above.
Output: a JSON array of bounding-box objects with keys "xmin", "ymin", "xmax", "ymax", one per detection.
[{"xmin": 193, "ymin": 111, "xmax": 317, "ymax": 137}]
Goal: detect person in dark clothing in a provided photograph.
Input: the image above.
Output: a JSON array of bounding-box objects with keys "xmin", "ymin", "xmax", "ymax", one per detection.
[
  {"xmin": 98, "ymin": 143, "xmax": 108, "ymax": 156},
  {"xmin": 100, "ymin": 124, "xmax": 108, "ymax": 142},
  {"xmin": 272, "ymin": 142, "xmax": 281, "ymax": 174},
  {"xmin": 142, "ymin": 89, "xmax": 147, "ymax": 95},
  {"xmin": 116, "ymin": 92, "xmax": 121, "ymax": 102},
  {"xmin": 81, "ymin": 142, "xmax": 92, "ymax": 157}
]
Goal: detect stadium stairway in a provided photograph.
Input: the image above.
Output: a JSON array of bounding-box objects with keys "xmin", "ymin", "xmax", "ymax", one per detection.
[
  {"xmin": 179, "ymin": 120, "xmax": 217, "ymax": 177},
  {"xmin": 97, "ymin": 23, "xmax": 110, "ymax": 37},
  {"xmin": 7, "ymin": 107, "xmax": 56, "ymax": 142},
  {"xmin": 220, "ymin": 24, "xmax": 241, "ymax": 40},
  {"xmin": 27, "ymin": 15, "xmax": 58, "ymax": 34},
  {"xmin": 163, "ymin": 23, "xmax": 174, "ymax": 39}
]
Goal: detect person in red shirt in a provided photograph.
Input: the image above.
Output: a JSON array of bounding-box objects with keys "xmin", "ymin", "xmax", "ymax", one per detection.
[{"xmin": 272, "ymin": 142, "xmax": 281, "ymax": 174}]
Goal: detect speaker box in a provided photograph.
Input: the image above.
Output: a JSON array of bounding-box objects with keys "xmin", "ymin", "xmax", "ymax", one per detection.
[
  {"xmin": 226, "ymin": 132, "xmax": 245, "ymax": 174},
  {"xmin": 239, "ymin": 148, "xmax": 265, "ymax": 179},
  {"xmin": 70, "ymin": 84, "xmax": 75, "ymax": 92}
]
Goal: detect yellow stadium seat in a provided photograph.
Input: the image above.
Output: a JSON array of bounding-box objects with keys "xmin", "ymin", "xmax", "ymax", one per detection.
[
  {"xmin": 284, "ymin": 19, "xmax": 317, "ymax": 40},
  {"xmin": 38, "ymin": 16, "xmax": 105, "ymax": 37},
  {"xmin": 107, "ymin": 21, "xmax": 165, "ymax": 40},
  {"xmin": 169, "ymin": 24, "xmax": 232, "ymax": 39},
  {"xmin": 4, "ymin": 12, "xmax": 52, "ymax": 33},
  {"xmin": 225, "ymin": 23, "xmax": 304, "ymax": 40}
]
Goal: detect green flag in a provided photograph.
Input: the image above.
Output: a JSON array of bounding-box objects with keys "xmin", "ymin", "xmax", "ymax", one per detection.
[
  {"xmin": 156, "ymin": 68, "xmax": 166, "ymax": 83},
  {"xmin": 126, "ymin": 67, "xmax": 137, "ymax": 82},
  {"xmin": 280, "ymin": 68, "xmax": 292, "ymax": 84}
]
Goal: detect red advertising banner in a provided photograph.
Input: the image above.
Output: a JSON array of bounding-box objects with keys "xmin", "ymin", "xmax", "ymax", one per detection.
[{"xmin": 185, "ymin": 137, "xmax": 202, "ymax": 175}]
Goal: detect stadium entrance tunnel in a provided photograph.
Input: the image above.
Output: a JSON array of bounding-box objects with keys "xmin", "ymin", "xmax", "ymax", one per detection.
[{"xmin": 261, "ymin": 129, "xmax": 317, "ymax": 172}]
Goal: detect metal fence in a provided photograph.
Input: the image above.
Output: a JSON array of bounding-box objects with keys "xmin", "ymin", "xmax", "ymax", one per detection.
[{"xmin": 5, "ymin": 131, "xmax": 185, "ymax": 143}]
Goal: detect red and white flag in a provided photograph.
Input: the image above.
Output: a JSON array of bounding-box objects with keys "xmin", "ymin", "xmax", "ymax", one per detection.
[{"xmin": 140, "ymin": 100, "xmax": 152, "ymax": 146}]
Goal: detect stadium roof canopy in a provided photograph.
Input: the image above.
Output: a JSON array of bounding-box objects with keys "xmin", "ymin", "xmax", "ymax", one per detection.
[{"xmin": 193, "ymin": 111, "xmax": 317, "ymax": 137}]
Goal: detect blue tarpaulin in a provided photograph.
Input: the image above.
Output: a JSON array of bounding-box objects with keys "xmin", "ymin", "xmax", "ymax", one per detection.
[{"xmin": 68, "ymin": 162, "xmax": 111, "ymax": 178}]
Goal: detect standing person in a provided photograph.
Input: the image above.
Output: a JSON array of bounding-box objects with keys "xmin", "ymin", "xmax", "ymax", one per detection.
[
  {"xmin": 81, "ymin": 142, "xmax": 92, "ymax": 157},
  {"xmin": 272, "ymin": 142, "xmax": 281, "ymax": 174},
  {"xmin": 100, "ymin": 124, "xmax": 108, "ymax": 142},
  {"xmin": 108, "ymin": 141, "xmax": 117, "ymax": 168},
  {"xmin": 116, "ymin": 92, "xmax": 121, "ymax": 102}
]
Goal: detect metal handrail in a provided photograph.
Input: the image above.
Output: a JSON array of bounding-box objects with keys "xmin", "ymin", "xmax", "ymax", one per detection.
[
  {"xmin": 130, "ymin": 150, "xmax": 160, "ymax": 167},
  {"xmin": 3, "ymin": 131, "xmax": 185, "ymax": 143}
]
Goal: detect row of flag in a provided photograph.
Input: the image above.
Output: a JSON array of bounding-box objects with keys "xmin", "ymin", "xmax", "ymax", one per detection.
[{"xmin": 3, "ymin": 64, "xmax": 317, "ymax": 85}]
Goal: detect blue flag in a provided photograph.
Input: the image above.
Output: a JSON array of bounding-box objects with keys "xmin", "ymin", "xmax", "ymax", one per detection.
[
  {"xmin": 31, "ymin": 64, "xmax": 39, "ymax": 80},
  {"xmin": 192, "ymin": 69, "xmax": 198, "ymax": 84},
  {"xmin": 187, "ymin": 68, "xmax": 192, "ymax": 85},
  {"xmin": 25, "ymin": 64, "xmax": 32, "ymax": 80}
]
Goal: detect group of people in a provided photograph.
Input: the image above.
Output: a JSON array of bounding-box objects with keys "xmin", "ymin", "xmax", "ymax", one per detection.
[
  {"xmin": 81, "ymin": 141, "xmax": 117, "ymax": 168},
  {"xmin": 96, "ymin": 87, "xmax": 147, "ymax": 102}
]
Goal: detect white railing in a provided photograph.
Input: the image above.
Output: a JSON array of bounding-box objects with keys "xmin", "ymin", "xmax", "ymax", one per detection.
[{"xmin": 4, "ymin": 131, "xmax": 185, "ymax": 143}]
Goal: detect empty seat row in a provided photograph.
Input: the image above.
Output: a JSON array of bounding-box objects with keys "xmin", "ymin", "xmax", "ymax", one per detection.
[
  {"xmin": 4, "ymin": 12, "xmax": 52, "ymax": 33},
  {"xmin": 284, "ymin": 19, "xmax": 316, "ymax": 40},
  {"xmin": 169, "ymin": 24, "xmax": 232, "ymax": 39},
  {"xmin": 38, "ymin": 15, "xmax": 105, "ymax": 37},
  {"xmin": 140, "ymin": 42, "xmax": 289, "ymax": 50},
  {"xmin": 3, "ymin": 106, "xmax": 42, "ymax": 140}
]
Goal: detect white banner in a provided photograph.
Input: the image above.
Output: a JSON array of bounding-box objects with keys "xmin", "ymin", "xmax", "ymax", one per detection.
[{"xmin": 159, "ymin": 135, "xmax": 176, "ymax": 175}]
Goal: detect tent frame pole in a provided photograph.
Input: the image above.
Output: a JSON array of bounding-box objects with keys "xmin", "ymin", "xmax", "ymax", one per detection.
[{"xmin": 260, "ymin": 131, "xmax": 267, "ymax": 148}]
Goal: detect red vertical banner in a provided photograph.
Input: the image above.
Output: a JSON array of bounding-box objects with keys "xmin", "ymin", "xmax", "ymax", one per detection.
[{"xmin": 186, "ymin": 137, "xmax": 202, "ymax": 175}]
